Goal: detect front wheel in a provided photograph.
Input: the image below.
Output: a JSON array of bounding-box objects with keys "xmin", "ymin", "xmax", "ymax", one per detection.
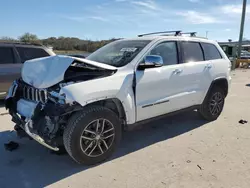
[
  {"xmin": 199, "ymin": 87, "xmax": 225, "ymax": 121},
  {"xmin": 63, "ymin": 106, "xmax": 122, "ymax": 165}
]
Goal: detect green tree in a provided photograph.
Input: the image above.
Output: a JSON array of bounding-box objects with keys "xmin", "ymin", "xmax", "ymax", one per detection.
[
  {"xmin": 0, "ymin": 36, "xmax": 16, "ymax": 42},
  {"xmin": 19, "ymin": 32, "xmax": 40, "ymax": 43}
]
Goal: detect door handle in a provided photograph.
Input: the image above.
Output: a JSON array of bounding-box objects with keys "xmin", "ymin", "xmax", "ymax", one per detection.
[
  {"xmin": 205, "ymin": 64, "xmax": 212, "ymax": 69},
  {"xmin": 173, "ymin": 69, "xmax": 183, "ymax": 74}
]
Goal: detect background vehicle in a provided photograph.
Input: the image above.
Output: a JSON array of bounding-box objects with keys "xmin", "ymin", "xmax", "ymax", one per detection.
[
  {"xmin": 240, "ymin": 50, "xmax": 250, "ymax": 59},
  {"xmin": 6, "ymin": 31, "xmax": 231, "ymax": 165},
  {"xmin": 237, "ymin": 50, "xmax": 250, "ymax": 68},
  {"xmin": 0, "ymin": 42, "xmax": 55, "ymax": 98}
]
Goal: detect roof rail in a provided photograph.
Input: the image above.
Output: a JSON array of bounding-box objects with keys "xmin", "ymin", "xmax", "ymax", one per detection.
[
  {"xmin": 138, "ymin": 31, "xmax": 201, "ymax": 37},
  {"xmin": 0, "ymin": 41, "xmax": 43, "ymax": 46},
  {"xmin": 181, "ymin": 32, "xmax": 197, "ymax": 37},
  {"xmin": 138, "ymin": 30, "xmax": 182, "ymax": 37}
]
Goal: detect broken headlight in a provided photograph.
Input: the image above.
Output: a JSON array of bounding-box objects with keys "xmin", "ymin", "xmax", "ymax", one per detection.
[{"xmin": 48, "ymin": 91, "xmax": 66, "ymax": 104}]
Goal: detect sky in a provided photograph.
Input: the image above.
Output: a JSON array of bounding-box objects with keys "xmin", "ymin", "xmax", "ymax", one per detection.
[{"xmin": 0, "ymin": 0, "xmax": 249, "ymax": 42}]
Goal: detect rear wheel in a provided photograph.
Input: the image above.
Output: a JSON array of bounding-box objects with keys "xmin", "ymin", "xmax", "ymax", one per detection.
[
  {"xmin": 63, "ymin": 106, "xmax": 122, "ymax": 165},
  {"xmin": 199, "ymin": 87, "xmax": 225, "ymax": 121}
]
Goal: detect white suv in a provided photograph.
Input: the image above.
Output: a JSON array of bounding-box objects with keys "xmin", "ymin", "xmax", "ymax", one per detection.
[{"xmin": 6, "ymin": 31, "xmax": 231, "ymax": 165}]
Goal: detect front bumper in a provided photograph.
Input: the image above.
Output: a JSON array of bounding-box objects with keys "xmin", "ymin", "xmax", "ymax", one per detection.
[
  {"xmin": 5, "ymin": 80, "xmax": 60, "ymax": 151},
  {"xmin": 7, "ymin": 97, "xmax": 63, "ymax": 151},
  {"xmin": 10, "ymin": 111, "xmax": 59, "ymax": 151},
  {"xmin": 6, "ymin": 80, "xmax": 82, "ymax": 151},
  {"xmin": 24, "ymin": 120, "xmax": 59, "ymax": 151},
  {"xmin": 17, "ymin": 99, "xmax": 37, "ymax": 118}
]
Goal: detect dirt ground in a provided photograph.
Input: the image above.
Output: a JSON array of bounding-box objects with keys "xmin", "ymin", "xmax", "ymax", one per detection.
[{"xmin": 0, "ymin": 69, "xmax": 250, "ymax": 188}]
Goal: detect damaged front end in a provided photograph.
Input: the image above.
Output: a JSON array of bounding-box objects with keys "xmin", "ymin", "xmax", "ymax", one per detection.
[
  {"xmin": 5, "ymin": 79, "xmax": 83, "ymax": 151},
  {"xmin": 5, "ymin": 55, "xmax": 117, "ymax": 151}
]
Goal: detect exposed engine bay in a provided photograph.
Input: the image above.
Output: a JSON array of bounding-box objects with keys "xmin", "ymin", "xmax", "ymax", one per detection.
[
  {"xmin": 5, "ymin": 55, "xmax": 117, "ymax": 151},
  {"xmin": 65, "ymin": 62, "xmax": 116, "ymax": 82}
]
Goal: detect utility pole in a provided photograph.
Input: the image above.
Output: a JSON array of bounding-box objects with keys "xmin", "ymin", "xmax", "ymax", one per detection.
[
  {"xmin": 206, "ymin": 31, "xmax": 209, "ymax": 38},
  {"xmin": 235, "ymin": 0, "xmax": 247, "ymax": 69}
]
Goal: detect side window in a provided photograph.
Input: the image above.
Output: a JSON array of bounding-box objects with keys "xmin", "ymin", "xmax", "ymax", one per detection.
[
  {"xmin": 182, "ymin": 42, "xmax": 204, "ymax": 63},
  {"xmin": 201, "ymin": 43, "xmax": 222, "ymax": 60},
  {"xmin": 0, "ymin": 47, "xmax": 15, "ymax": 64},
  {"xmin": 149, "ymin": 42, "xmax": 178, "ymax": 65},
  {"xmin": 16, "ymin": 47, "xmax": 50, "ymax": 63}
]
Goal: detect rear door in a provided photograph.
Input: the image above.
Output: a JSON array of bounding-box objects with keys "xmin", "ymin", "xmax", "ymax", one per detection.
[
  {"xmin": 179, "ymin": 41, "xmax": 212, "ymax": 106},
  {"xmin": 0, "ymin": 46, "xmax": 21, "ymax": 97},
  {"xmin": 200, "ymin": 42, "xmax": 227, "ymax": 99}
]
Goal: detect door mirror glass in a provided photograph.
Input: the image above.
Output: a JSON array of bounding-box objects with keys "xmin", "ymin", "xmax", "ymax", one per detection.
[{"xmin": 138, "ymin": 55, "xmax": 163, "ymax": 70}]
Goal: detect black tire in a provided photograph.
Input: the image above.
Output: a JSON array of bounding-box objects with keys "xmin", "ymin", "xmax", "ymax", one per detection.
[
  {"xmin": 63, "ymin": 106, "xmax": 122, "ymax": 165},
  {"xmin": 199, "ymin": 86, "xmax": 225, "ymax": 121}
]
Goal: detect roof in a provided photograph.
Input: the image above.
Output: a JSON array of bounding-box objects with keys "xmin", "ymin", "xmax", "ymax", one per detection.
[
  {"xmin": 0, "ymin": 42, "xmax": 50, "ymax": 50},
  {"xmin": 120, "ymin": 35, "xmax": 215, "ymax": 44},
  {"xmin": 0, "ymin": 41, "xmax": 44, "ymax": 47}
]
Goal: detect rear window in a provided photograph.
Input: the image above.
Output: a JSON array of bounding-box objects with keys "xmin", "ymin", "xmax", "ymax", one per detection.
[
  {"xmin": 16, "ymin": 47, "xmax": 50, "ymax": 63},
  {"xmin": 0, "ymin": 47, "xmax": 14, "ymax": 64},
  {"xmin": 182, "ymin": 42, "xmax": 204, "ymax": 63},
  {"xmin": 201, "ymin": 43, "xmax": 222, "ymax": 60}
]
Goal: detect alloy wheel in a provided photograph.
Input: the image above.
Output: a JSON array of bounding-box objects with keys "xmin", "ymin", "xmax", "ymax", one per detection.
[
  {"xmin": 80, "ymin": 119, "xmax": 115, "ymax": 157},
  {"xmin": 209, "ymin": 92, "xmax": 223, "ymax": 116}
]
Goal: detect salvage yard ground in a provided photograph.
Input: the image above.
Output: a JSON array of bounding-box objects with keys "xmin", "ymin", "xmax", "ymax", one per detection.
[{"xmin": 1, "ymin": 70, "xmax": 250, "ymax": 188}]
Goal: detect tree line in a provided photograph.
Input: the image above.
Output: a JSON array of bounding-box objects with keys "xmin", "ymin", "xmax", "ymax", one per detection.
[{"xmin": 0, "ymin": 33, "xmax": 120, "ymax": 52}]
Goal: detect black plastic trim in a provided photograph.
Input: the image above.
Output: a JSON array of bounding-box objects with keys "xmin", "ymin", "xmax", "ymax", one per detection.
[
  {"xmin": 176, "ymin": 41, "xmax": 183, "ymax": 64},
  {"xmin": 142, "ymin": 99, "xmax": 170, "ymax": 108},
  {"xmin": 202, "ymin": 78, "xmax": 229, "ymax": 104},
  {"xmin": 126, "ymin": 105, "xmax": 200, "ymax": 130}
]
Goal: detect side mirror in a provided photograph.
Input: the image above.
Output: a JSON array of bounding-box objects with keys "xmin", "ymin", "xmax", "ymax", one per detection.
[{"xmin": 138, "ymin": 55, "xmax": 163, "ymax": 70}]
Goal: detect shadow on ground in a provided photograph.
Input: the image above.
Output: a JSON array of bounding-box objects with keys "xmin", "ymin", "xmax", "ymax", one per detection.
[{"xmin": 0, "ymin": 110, "xmax": 208, "ymax": 188}]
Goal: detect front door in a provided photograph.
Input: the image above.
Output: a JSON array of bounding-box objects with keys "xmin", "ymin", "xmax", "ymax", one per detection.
[{"xmin": 135, "ymin": 41, "xmax": 187, "ymax": 121}]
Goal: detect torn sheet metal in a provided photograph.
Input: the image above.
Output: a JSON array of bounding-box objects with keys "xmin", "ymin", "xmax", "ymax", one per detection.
[
  {"xmin": 22, "ymin": 56, "xmax": 73, "ymax": 89},
  {"xmin": 22, "ymin": 55, "xmax": 117, "ymax": 89}
]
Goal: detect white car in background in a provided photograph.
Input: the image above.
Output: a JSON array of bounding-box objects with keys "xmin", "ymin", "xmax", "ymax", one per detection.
[{"xmin": 6, "ymin": 31, "xmax": 231, "ymax": 165}]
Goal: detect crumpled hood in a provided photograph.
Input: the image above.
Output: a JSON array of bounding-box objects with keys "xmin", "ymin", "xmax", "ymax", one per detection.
[{"xmin": 21, "ymin": 55, "xmax": 117, "ymax": 89}]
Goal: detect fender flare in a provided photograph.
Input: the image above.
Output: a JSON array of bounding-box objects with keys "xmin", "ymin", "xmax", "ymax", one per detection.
[{"xmin": 202, "ymin": 77, "xmax": 229, "ymax": 103}]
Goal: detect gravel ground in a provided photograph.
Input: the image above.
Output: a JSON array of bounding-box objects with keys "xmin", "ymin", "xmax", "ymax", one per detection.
[{"xmin": 0, "ymin": 69, "xmax": 250, "ymax": 188}]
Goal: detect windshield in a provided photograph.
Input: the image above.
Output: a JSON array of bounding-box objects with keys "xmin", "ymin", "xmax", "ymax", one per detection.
[{"xmin": 86, "ymin": 40, "xmax": 151, "ymax": 67}]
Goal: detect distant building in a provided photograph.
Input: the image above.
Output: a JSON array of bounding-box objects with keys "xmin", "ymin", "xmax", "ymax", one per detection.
[
  {"xmin": 218, "ymin": 40, "xmax": 250, "ymax": 59},
  {"xmin": 219, "ymin": 40, "xmax": 250, "ymax": 51}
]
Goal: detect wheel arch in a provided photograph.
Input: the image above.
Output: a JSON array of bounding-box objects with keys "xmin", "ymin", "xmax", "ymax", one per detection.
[
  {"xmin": 211, "ymin": 77, "xmax": 229, "ymax": 96},
  {"xmin": 204, "ymin": 77, "xmax": 229, "ymax": 101},
  {"xmin": 199, "ymin": 77, "xmax": 227, "ymax": 121},
  {"xmin": 84, "ymin": 98, "xmax": 127, "ymax": 126}
]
